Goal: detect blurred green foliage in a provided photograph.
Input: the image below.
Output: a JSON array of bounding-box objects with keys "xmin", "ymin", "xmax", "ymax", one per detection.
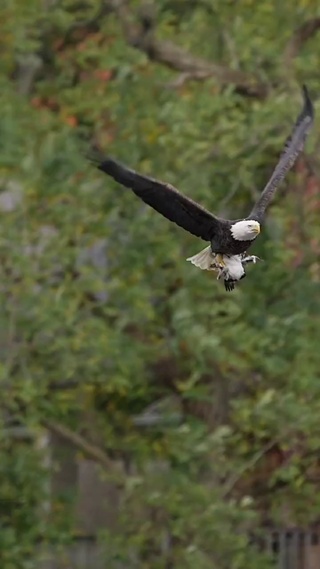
[{"xmin": 0, "ymin": 0, "xmax": 320, "ymax": 567}]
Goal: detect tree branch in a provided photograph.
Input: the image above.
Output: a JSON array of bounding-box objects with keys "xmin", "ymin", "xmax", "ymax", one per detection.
[
  {"xmin": 42, "ymin": 419, "xmax": 121, "ymax": 475},
  {"xmin": 284, "ymin": 18, "xmax": 320, "ymax": 63},
  {"xmin": 222, "ymin": 439, "xmax": 277, "ymax": 499},
  {"xmin": 107, "ymin": 0, "xmax": 268, "ymax": 98}
]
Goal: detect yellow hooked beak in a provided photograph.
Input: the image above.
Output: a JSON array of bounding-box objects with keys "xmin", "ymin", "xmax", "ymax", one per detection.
[{"xmin": 254, "ymin": 224, "xmax": 261, "ymax": 235}]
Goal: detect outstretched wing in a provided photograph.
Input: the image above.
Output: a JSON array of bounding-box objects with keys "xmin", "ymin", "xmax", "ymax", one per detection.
[
  {"xmin": 88, "ymin": 150, "xmax": 226, "ymax": 242},
  {"xmin": 249, "ymin": 85, "xmax": 314, "ymax": 222}
]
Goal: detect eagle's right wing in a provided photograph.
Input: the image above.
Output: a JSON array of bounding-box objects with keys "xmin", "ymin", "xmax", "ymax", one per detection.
[
  {"xmin": 249, "ymin": 85, "xmax": 314, "ymax": 222},
  {"xmin": 88, "ymin": 151, "xmax": 226, "ymax": 242}
]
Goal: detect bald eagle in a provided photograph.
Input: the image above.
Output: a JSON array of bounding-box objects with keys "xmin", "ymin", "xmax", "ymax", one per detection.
[{"xmin": 88, "ymin": 86, "xmax": 314, "ymax": 291}]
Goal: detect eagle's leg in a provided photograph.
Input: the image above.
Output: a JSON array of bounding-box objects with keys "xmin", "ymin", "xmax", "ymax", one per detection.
[
  {"xmin": 215, "ymin": 253, "xmax": 226, "ymax": 267},
  {"xmin": 216, "ymin": 265, "xmax": 229, "ymax": 281},
  {"xmin": 242, "ymin": 255, "xmax": 263, "ymax": 265}
]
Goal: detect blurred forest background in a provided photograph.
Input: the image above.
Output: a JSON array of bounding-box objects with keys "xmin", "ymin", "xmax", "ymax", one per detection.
[{"xmin": 1, "ymin": 0, "xmax": 320, "ymax": 567}]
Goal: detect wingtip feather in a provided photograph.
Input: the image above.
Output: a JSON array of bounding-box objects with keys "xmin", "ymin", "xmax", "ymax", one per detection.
[
  {"xmin": 86, "ymin": 147, "xmax": 106, "ymax": 168},
  {"xmin": 301, "ymin": 84, "xmax": 314, "ymax": 120}
]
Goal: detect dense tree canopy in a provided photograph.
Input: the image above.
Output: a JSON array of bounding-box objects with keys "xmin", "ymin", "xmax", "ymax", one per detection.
[{"xmin": 0, "ymin": 0, "xmax": 320, "ymax": 567}]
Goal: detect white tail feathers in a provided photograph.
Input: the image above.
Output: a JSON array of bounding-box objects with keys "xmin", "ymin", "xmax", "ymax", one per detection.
[{"xmin": 186, "ymin": 245, "xmax": 213, "ymax": 270}]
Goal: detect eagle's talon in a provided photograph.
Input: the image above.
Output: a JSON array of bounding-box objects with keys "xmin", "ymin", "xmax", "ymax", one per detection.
[
  {"xmin": 242, "ymin": 255, "xmax": 263, "ymax": 265},
  {"xmin": 217, "ymin": 268, "xmax": 226, "ymax": 281},
  {"xmin": 215, "ymin": 253, "xmax": 226, "ymax": 267}
]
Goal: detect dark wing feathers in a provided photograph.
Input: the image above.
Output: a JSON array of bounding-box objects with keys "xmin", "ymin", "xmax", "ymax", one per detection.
[
  {"xmin": 88, "ymin": 85, "xmax": 314, "ymax": 238},
  {"xmin": 249, "ymin": 85, "xmax": 314, "ymax": 222},
  {"xmin": 88, "ymin": 150, "xmax": 225, "ymax": 241}
]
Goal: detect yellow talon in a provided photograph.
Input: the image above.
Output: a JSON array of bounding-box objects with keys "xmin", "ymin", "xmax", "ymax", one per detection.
[{"xmin": 216, "ymin": 253, "xmax": 225, "ymax": 267}]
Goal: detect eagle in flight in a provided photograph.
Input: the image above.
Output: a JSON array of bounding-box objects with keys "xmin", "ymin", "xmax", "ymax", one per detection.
[{"xmin": 88, "ymin": 86, "xmax": 314, "ymax": 291}]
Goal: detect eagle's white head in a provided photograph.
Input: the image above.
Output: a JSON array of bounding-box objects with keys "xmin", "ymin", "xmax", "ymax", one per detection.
[{"xmin": 230, "ymin": 220, "xmax": 260, "ymax": 241}]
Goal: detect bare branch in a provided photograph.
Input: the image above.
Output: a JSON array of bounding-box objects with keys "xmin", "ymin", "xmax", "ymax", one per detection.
[
  {"xmin": 42, "ymin": 419, "xmax": 121, "ymax": 475},
  {"xmin": 284, "ymin": 18, "xmax": 320, "ymax": 63},
  {"xmin": 222, "ymin": 439, "xmax": 277, "ymax": 498},
  {"xmin": 221, "ymin": 411, "xmax": 315, "ymax": 500},
  {"xmin": 107, "ymin": 0, "xmax": 268, "ymax": 98}
]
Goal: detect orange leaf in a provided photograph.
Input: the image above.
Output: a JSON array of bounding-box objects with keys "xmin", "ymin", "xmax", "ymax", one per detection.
[
  {"xmin": 65, "ymin": 115, "xmax": 78, "ymax": 127},
  {"xmin": 94, "ymin": 69, "xmax": 113, "ymax": 82}
]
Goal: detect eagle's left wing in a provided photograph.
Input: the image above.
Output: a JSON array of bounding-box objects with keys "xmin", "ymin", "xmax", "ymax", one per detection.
[
  {"xmin": 249, "ymin": 85, "xmax": 314, "ymax": 222},
  {"xmin": 87, "ymin": 150, "xmax": 227, "ymax": 242}
]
